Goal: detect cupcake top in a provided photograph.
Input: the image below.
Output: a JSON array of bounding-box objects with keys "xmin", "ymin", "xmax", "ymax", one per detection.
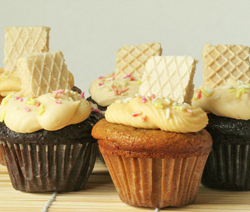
[
  {"xmin": 0, "ymin": 90, "xmax": 90, "ymax": 133},
  {"xmin": 105, "ymin": 95, "xmax": 208, "ymax": 133},
  {"xmin": 89, "ymin": 72, "xmax": 140, "ymax": 107},
  {"xmin": 192, "ymin": 79, "xmax": 250, "ymax": 120}
]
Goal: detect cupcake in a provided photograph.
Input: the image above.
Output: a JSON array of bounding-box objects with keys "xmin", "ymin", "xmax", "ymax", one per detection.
[
  {"xmin": 192, "ymin": 43, "xmax": 250, "ymax": 190},
  {"xmin": 0, "ymin": 43, "xmax": 99, "ymax": 192},
  {"xmin": 89, "ymin": 43, "xmax": 162, "ymax": 162},
  {"xmin": 0, "ymin": 26, "xmax": 75, "ymax": 166},
  {"xmin": 0, "ymin": 89, "xmax": 99, "ymax": 192},
  {"xmin": 92, "ymin": 56, "xmax": 212, "ymax": 208},
  {"xmin": 192, "ymin": 79, "xmax": 250, "ymax": 190}
]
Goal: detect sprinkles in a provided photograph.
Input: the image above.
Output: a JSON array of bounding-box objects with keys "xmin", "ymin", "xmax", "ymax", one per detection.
[
  {"xmin": 0, "ymin": 111, "xmax": 6, "ymax": 122},
  {"xmin": 166, "ymin": 108, "xmax": 170, "ymax": 119},
  {"xmin": 80, "ymin": 92, "xmax": 85, "ymax": 98},
  {"xmin": 132, "ymin": 111, "xmax": 142, "ymax": 117},
  {"xmin": 187, "ymin": 109, "xmax": 193, "ymax": 114},
  {"xmin": 142, "ymin": 96, "xmax": 146, "ymax": 103},
  {"xmin": 142, "ymin": 115, "xmax": 147, "ymax": 122},
  {"xmin": 25, "ymin": 107, "xmax": 30, "ymax": 112}
]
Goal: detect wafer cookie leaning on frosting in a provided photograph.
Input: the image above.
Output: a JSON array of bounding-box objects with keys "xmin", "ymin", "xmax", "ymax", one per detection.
[
  {"xmin": 192, "ymin": 43, "xmax": 250, "ymax": 191},
  {"xmin": 0, "ymin": 33, "xmax": 101, "ymax": 192},
  {"xmin": 92, "ymin": 55, "xmax": 212, "ymax": 208}
]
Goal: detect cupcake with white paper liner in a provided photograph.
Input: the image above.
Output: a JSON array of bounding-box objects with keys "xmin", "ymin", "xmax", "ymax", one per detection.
[
  {"xmin": 92, "ymin": 56, "xmax": 212, "ymax": 208},
  {"xmin": 0, "ymin": 50, "xmax": 99, "ymax": 192}
]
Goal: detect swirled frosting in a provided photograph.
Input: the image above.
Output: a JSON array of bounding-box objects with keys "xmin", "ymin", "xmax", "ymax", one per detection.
[
  {"xmin": 0, "ymin": 90, "xmax": 91, "ymax": 133},
  {"xmin": 89, "ymin": 73, "xmax": 140, "ymax": 107},
  {"xmin": 0, "ymin": 68, "xmax": 75, "ymax": 97},
  {"xmin": 192, "ymin": 79, "xmax": 250, "ymax": 120},
  {"xmin": 105, "ymin": 96, "xmax": 208, "ymax": 133}
]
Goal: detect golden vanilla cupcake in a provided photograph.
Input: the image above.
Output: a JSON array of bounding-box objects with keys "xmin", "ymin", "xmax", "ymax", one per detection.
[
  {"xmin": 89, "ymin": 43, "xmax": 162, "ymax": 162},
  {"xmin": 92, "ymin": 55, "xmax": 212, "ymax": 208}
]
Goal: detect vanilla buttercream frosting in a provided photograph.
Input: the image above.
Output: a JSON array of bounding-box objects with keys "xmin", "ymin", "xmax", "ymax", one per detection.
[
  {"xmin": 89, "ymin": 73, "xmax": 140, "ymax": 107},
  {"xmin": 105, "ymin": 96, "xmax": 208, "ymax": 133},
  {"xmin": 192, "ymin": 79, "xmax": 250, "ymax": 120},
  {"xmin": 0, "ymin": 89, "xmax": 91, "ymax": 133}
]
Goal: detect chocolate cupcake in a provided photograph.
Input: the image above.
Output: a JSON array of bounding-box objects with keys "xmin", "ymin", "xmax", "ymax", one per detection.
[
  {"xmin": 193, "ymin": 79, "xmax": 250, "ymax": 190},
  {"xmin": 92, "ymin": 96, "xmax": 212, "ymax": 208},
  {"xmin": 0, "ymin": 90, "xmax": 98, "ymax": 192}
]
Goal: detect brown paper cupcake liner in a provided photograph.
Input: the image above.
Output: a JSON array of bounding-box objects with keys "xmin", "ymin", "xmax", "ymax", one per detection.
[
  {"xmin": 0, "ymin": 141, "xmax": 97, "ymax": 192},
  {"xmin": 0, "ymin": 148, "xmax": 6, "ymax": 166},
  {"xmin": 102, "ymin": 154, "xmax": 208, "ymax": 208},
  {"xmin": 202, "ymin": 143, "xmax": 250, "ymax": 190}
]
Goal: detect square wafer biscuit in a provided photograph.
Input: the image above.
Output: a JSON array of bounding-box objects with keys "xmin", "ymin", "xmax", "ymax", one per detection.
[
  {"xmin": 139, "ymin": 56, "xmax": 196, "ymax": 104},
  {"xmin": 202, "ymin": 43, "xmax": 250, "ymax": 88},
  {"xmin": 3, "ymin": 26, "xmax": 50, "ymax": 74},
  {"xmin": 17, "ymin": 50, "xmax": 71, "ymax": 97},
  {"xmin": 115, "ymin": 43, "xmax": 162, "ymax": 80}
]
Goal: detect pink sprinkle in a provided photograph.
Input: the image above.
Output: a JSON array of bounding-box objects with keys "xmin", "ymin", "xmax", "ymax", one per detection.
[
  {"xmin": 55, "ymin": 100, "xmax": 61, "ymax": 104},
  {"xmin": 20, "ymin": 98, "xmax": 24, "ymax": 102},
  {"xmin": 99, "ymin": 82, "xmax": 104, "ymax": 86},
  {"xmin": 123, "ymin": 74, "xmax": 131, "ymax": 79},
  {"xmin": 15, "ymin": 97, "xmax": 20, "ymax": 100},
  {"xmin": 112, "ymin": 73, "xmax": 115, "ymax": 79},
  {"xmin": 91, "ymin": 108, "xmax": 101, "ymax": 114},
  {"xmin": 25, "ymin": 107, "xmax": 30, "ymax": 112},
  {"xmin": 58, "ymin": 89, "xmax": 64, "ymax": 93},
  {"xmin": 132, "ymin": 111, "xmax": 142, "ymax": 117},
  {"xmin": 98, "ymin": 76, "xmax": 105, "ymax": 79},
  {"xmin": 142, "ymin": 96, "xmax": 146, "ymax": 103},
  {"xmin": 151, "ymin": 94, "xmax": 155, "ymax": 100},
  {"xmin": 80, "ymin": 92, "xmax": 85, "ymax": 98},
  {"xmin": 36, "ymin": 102, "xmax": 41, "ymax": 107},
  {"xmin": 187, "ymin": 109, "xmax": 193, "ymax": 114},
  {"xmin": 142, "ymin": 115, "xmax": 147, "ymax": 122}
]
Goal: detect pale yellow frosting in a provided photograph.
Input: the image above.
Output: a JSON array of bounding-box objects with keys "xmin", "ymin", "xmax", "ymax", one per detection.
[
  {"xmin": 192, "ymin": 79, "xmax": 250, "ymax": 120},
  {"xmin": 89, "ymin": 73, "xmax": 140, "ymax": 107},
  {"xmin": 105, "ymin": 96, "xmax": 208, "ymax": 133},
  {"xmin": 0, "ymin": 90, "xmax": 91, "ymax": 133}
]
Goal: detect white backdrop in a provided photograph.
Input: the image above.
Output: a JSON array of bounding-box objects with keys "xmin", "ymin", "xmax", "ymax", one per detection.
[{"xmin": 0, "ymin": 0, "xmax": 249, "ymax": 95}]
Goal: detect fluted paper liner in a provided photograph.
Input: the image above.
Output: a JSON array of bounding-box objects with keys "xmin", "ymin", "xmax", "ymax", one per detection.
[
  {"xmin": 102, "ymin": 153, "xmax": 208, "ymax": 208},
  {"xmin": 0, "ymin": 148, "xmax": 6, "ymax": 166},
  {"xmin": 202, "ymin": 143, "xmax": 250, "ymax": 190},
  {"xmin": 0, "ymin": 141, "xmax": 97, "ymax": 192}
]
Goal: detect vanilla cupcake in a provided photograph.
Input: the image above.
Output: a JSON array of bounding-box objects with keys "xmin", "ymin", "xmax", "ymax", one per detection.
[{"xmin": 92, "ymin": 96, "xmax": 212, "ymax": 208}]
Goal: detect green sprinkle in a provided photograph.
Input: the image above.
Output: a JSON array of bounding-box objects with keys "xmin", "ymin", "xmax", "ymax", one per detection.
[
  {"xmin": 228, "ymin": 89, "xmax": 236, "ymax": 93},
  {"xmin": 200, "ymin": 87, "xmax": 210, "ymax": 97},
  {"xmin": 0, "ymin": 111, "xmax": 6, "ymax": 122}
]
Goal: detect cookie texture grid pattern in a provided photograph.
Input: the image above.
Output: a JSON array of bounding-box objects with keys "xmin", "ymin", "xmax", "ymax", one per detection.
[
  {"xmin": 202, "ymin": 43, "xmax": 250, "ymax": 89},
  {"xmin": 3, "ymin": 26, "xmax": 50, "ymax": 74},
  {"xmin": 139, "ymin": 56, "xmax": 196, "ymax": 104},
  {"xmin": 18, "ymin": 50, "xmax": 71, "ymax": 97},
  {"xmin": 115, "ymin": 43, "xmax": 162, "ymax": 80}
]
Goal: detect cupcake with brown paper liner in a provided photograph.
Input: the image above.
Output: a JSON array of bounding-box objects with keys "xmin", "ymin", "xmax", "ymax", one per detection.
[
  {"xmin": 88, "ymin": 42, "xmax": 162, "ymax": 162},
  {"xmin": 0, "ymin": 50, "xmax": 99, "ymax": 192},
  {"xmin": 192, "ymin": 43, "xmax": 250, "ymax": 190},
  {"xmin": 0, "ymin": 26, "xmax": 76, "ymax": 166},
  {"xmin": 92, "ymin": 56, "xmax": 212, "ymax": 208}
]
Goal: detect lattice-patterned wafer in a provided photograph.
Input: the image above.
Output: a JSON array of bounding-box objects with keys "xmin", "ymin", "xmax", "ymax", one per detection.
[
  {"xmin": 17, "ymin": 50, "xmax": 72, "ymax": 97},
  {"xmin": 202, "ymin": 43, "xmax": 250, "ymax": 88},
  {"xmin": 3, "ymin": 26, "xmax": 50, "ymax": 74},
  {"xmin": 139, "ymin": 56, "xmax": 196, "ymax": 104},
  {"xmin": 115, "ymin": 43, "xmax": 162, "ymax": 80}
]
